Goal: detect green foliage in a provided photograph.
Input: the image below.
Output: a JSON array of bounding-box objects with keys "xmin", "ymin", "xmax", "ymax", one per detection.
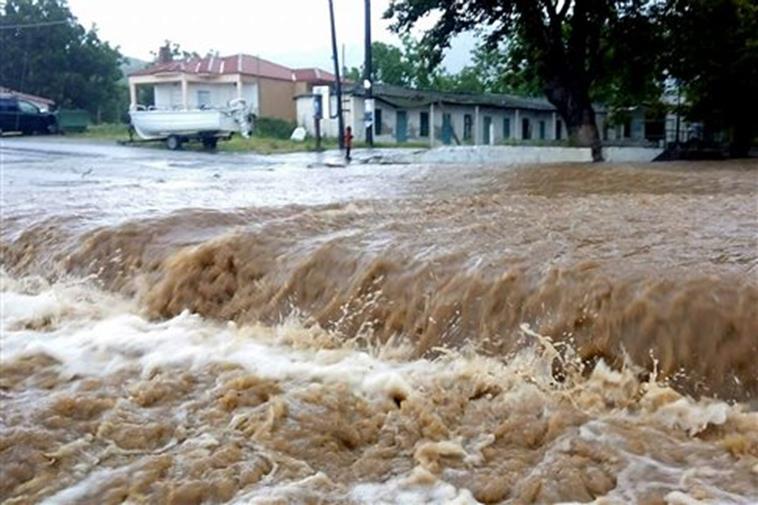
[
  {"xmin": 150, "ymin": 41, "xmax": 202, "ymax": 62},
  {"xmin": 371, "ymin": 41, "xmax": 410, "ymax": 85},
  {"xmin": 253, "ymin": 117, "xmax": 297, "ymax": 140},
  {"xmin": 348, "ymin": 37, "xmax": 490, "ymax": 93},
  {"xmin": 0, "ymin": 0, "xmax": 124, "ymax": 123},
  {"xmin": 385, "ymin": 0, "xmax": 665, "ymax": 156},
  {"xmin": 663, "ymin": 0, "xmax": 757, "ymax": 154}
]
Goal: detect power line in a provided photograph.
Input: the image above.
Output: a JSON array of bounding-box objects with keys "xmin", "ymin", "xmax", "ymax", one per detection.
[{"xmin": 0, "ymin": 19, "xmax": 69, "ymax": 30}]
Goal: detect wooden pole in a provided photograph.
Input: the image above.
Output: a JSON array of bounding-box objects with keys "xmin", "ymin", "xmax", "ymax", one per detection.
[{"xmin": 328, "ymin": 0, "xmax": 345, "ymax": 149}]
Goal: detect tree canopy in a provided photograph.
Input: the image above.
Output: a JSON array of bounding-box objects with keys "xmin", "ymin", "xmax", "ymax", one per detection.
[
  {"xmin": 0, "ymin": 0, "xmax": 123, "ymax": 122},
  {"xmin": 386, "ymin": 0, "xmax": 756, "ymax": 157},
  {"xmin": 663, "ymin": 0, "xmax": 757, "ymax": 156},
  {"xmin": 387, "ymin": 1, "xmax": 668, "ymax": 159}
]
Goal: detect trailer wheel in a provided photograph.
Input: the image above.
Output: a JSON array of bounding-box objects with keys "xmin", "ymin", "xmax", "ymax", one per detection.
[
  {"xmin": 166, "ymin": 135, "xmax": 182, "ymax": 150},
  {"xmin": 202, "ymin": 137, "xmax": 218, "ymax": 150}
]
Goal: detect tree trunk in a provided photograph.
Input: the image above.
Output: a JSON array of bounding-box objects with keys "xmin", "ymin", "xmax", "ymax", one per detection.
[
  {"xmin": 544, "ymin": 81, "xmax": 603, "ymax": 161},
  {"xmin": 729, "ymin": 117, "xmax": 753, "ymax": 158}
]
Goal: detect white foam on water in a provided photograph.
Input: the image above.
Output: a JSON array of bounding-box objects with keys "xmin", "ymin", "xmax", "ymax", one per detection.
[
  {"xmin": 350, "ymin": 469, "xmax": 482, "ymax": 505},
  {"xmin": 38, "ymin": 467, "xmax": 125, "ymax": 505},
  {"xmin": 0, "ymin": 274, "xmax": 447, "ymax": 404},
  {"xmin": 3, "ymin": 274, "xmax": 757, "ymax": 504}
]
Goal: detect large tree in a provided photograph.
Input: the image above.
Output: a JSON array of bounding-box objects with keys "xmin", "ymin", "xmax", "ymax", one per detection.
[
  {"xmin": 0, "ymin": 0, "xmax": 123, "ymax": 122},
  {"xmin": 663, "ymin": 0, "xmax": 757, "ymax": 157},
  {"xmin": 386, "ymin": 0, "xmax": 662, "ymax": 160}
]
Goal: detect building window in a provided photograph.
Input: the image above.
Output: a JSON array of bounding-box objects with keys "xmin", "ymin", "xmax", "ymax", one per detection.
[
  {"xmin": 556, "ymin": 119, "xmax": 563, "ymax": 140},
  {"xmin": 463, "ymin": 114, "xmax": 473, "ymax": 140},
  {"xmin": 197, "ymin": 90, "xmax": 211, "ymax": 108},
  {"xmin": 522, "ymin": 118, "xmax": 531, "ymax": 140},
  {"xmin": 503, "ymin": 117, "xmax": 511, "ymax": 139},
  {"xmin": 539, "ymin": 120, "xmax": 546, "ymax": 140},
  {"xmin": 419, "ymin": 111, "xmax": 430, "ymax": 137},
  {"xmin": 375, "ymin": 108, "xmax": 383, "ymax": 135}
]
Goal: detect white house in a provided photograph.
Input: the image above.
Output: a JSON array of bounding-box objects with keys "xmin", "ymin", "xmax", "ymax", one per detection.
[{"xmin": 129, "ymin": 48, "xmax": 336, "ymax": 122}]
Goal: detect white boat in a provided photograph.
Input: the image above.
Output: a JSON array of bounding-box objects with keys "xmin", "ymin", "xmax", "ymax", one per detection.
[{"xmin": 129, "ymin": 99, "xmax": 252, "ymax": 149}]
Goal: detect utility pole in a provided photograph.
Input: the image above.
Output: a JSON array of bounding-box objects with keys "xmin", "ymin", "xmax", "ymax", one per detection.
[
  {"xmin": 364, "ymin": 0, "xmax": 374, "ymax": 146},
  {"xmin": 328, "ymin": 0, "xmax": 345, "ymax": 150}
]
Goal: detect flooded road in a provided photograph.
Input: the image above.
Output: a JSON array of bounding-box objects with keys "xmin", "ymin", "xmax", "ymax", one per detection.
[{"xmin": 1, "ymin": 138, "xmax": 757, "ymax": 504}]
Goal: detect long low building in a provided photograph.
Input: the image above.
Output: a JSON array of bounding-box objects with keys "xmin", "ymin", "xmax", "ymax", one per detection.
[{"xmin": 296, "ymin": 83, "xmax": 650, "ymax": 146}]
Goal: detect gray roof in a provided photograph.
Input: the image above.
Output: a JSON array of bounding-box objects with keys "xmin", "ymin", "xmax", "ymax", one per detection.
[
  {"xmin": 351, "ymin": 83, "xmax": 556, "ymax": 112},
  {"xmin": 350, "ymin": 83, "xmax": 608, "ymax": 113}
]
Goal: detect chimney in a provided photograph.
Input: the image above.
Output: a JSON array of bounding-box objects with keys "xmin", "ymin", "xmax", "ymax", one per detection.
[{"xmin": 158, "ymin": 44, "xmax": 173, "ymax": 64}]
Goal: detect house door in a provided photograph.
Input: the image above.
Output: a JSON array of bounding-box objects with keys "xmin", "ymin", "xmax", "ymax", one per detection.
[
  {"xmin": 396, "ymin": 110, "xmax": 408, "ymax": 143},
  {"xmin": 441, "ymin": 113, "xmax": 453, "ymax": 145},
  {"xmin": 483, "ymin": 116, "xmax": 492, "ymax": 145}
]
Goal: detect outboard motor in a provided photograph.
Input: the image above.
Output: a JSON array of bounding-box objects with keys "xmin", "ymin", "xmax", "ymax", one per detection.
[{"xmin": 227, "ymin": 99, "xmax": 253, "ymax": 138}]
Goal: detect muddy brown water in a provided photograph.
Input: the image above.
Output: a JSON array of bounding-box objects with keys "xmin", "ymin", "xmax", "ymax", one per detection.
[{"xmin": 1, "ymin": 152, "xmax": 757, "ymax": 504}]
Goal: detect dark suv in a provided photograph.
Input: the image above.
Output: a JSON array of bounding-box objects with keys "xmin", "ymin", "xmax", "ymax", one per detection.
[{"xmin": 0, "ymin": 95, "xmax": 58, "ymax": 135}]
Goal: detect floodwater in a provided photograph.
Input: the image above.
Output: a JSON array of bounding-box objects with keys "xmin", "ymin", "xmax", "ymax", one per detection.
[{"xmin": 1, "ymin": 140, "xmax": 757, "ymax": 504}]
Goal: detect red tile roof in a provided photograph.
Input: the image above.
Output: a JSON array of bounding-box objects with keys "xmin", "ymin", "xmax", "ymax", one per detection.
[
  {"xmin": 130, "ymin": 54, "xmax": 335, "ymax": 84},
  {"xmin": 292, "ymin": 68, "xmax": 337, "ymax": 84}
]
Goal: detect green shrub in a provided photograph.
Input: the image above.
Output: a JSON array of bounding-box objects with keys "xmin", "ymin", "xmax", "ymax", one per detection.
[{"xmin": 254, "ymin": 117, "xmax": 297, "ymax": 139}]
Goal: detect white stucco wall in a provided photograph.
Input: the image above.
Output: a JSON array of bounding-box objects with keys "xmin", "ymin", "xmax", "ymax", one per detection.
[
  {"xmin": 295, "ymin": 89, "xmax": 351, "ymax": 140},
  {"xmin": 154, "ymin": 83, "xmax": 182, "ymax": 109},
  {"xmin": 186, "ymin": 83, "xmax": 237, "ymax": 109},
  {"xmin": 152, "ymin": 80, "xmax": 259, "ymax": 112}
]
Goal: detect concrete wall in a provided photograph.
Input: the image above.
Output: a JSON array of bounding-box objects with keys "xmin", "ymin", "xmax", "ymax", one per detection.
[
  {"xmin": 295, "ymin": 88, "xmax": 351, "ymax": 139},
  {"xmin": 154, "ymin": 83, "xmax": 182, "ymax": 109},
  {"xmin": 186, "ymin": 82, "xmax": 236, "ymax": 108},
  {"xmin": 384, "ymin": 145, "xmax": 664, "ymax": 165},
  {"xmin": 151, "ymin": 80, "xmax": 259, "ymax": 112}
]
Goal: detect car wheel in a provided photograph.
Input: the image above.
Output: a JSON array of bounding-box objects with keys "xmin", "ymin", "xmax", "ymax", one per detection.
[
  {"xmin": 47, "ymin": 123, "xmax": 59, "ymax": 135},
  {"xmin": 166, "ymin": 135, "xmax": 182, "ymax": 150}
]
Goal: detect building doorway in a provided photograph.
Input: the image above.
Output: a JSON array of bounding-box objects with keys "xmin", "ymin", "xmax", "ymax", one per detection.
[
  {"xmin": 396, "ymin": 110, "xmax": 408, "ymax": 143},
  {"xmin": 442, "ymin": 113, "xmax": 453, "ymax": 145},
  {"xmin": 483, "ymin": 116, "xmax": 492, "ymax": 145}
]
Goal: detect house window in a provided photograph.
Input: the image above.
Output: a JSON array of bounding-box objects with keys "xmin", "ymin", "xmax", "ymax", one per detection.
[
  {"xmin": 197, "ymin": 90, "xmax": 211, "ymax": 108},
  {"xmin": 556, "ymin": 119, "xmax": 563, "ymax": 140},
  {"xmin": 463, "ymin": 114, "xmax": 473, "ymax": 140},
  {"xmin": 419, "ymin": 111, "xmax": 430, "ymax": 137},
  {"xmin": 503, "ymin": 117, "xmax": 511, "ymax": 139},
  {"xmin": 539, "ymin": 120, "xmax": 546, "ymax": 140},
  {"xmin": 522, "ymin": 118, "xmax": 531, "ymax": 140},
  {"xmin": 375, "ymin": 108, "xmax": 383, "ymax": 135}
]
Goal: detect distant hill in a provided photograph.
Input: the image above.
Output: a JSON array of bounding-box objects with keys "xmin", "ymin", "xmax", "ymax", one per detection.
[{"xmin": 119, "ymin": 57, "xmax": 149, "ymax": 83}]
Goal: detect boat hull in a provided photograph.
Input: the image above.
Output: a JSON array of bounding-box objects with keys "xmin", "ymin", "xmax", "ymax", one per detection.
[{"xmin": 129, "ymin": 110, "xmax": 239, "ymax": 140}]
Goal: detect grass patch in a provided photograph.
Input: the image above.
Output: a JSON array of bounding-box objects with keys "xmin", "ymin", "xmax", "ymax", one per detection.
[
  {"xmin": 218, "ymin": 135, "xmax": 338, "ymax": 154},
  {"xmin": 66, "ymin": 123, "xmax": 430, "ymax": 154},
  {"xmin": 67, "ymin": 123, "xmax": 131, "ymax": 141}
]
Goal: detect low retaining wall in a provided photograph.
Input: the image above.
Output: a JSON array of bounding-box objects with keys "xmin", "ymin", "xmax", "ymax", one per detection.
[
  {"xmin": 387, "ymin": 145, "xmax": 664, "ymax": 165},
  {"xmin": 603, "ymin": 146, "xmax": 664, "ymax": 163}
]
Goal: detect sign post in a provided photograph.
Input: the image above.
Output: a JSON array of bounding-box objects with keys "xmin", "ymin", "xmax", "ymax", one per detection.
[{"xmin": 314, "ymin": 94, "xmax": 323, "ymax": 151}]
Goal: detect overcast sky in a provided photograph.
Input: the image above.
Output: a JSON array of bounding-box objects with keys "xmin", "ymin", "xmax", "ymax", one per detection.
[{"xmin": 67, "ymin": 0, "xmax": 475, "ymax": 72}]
